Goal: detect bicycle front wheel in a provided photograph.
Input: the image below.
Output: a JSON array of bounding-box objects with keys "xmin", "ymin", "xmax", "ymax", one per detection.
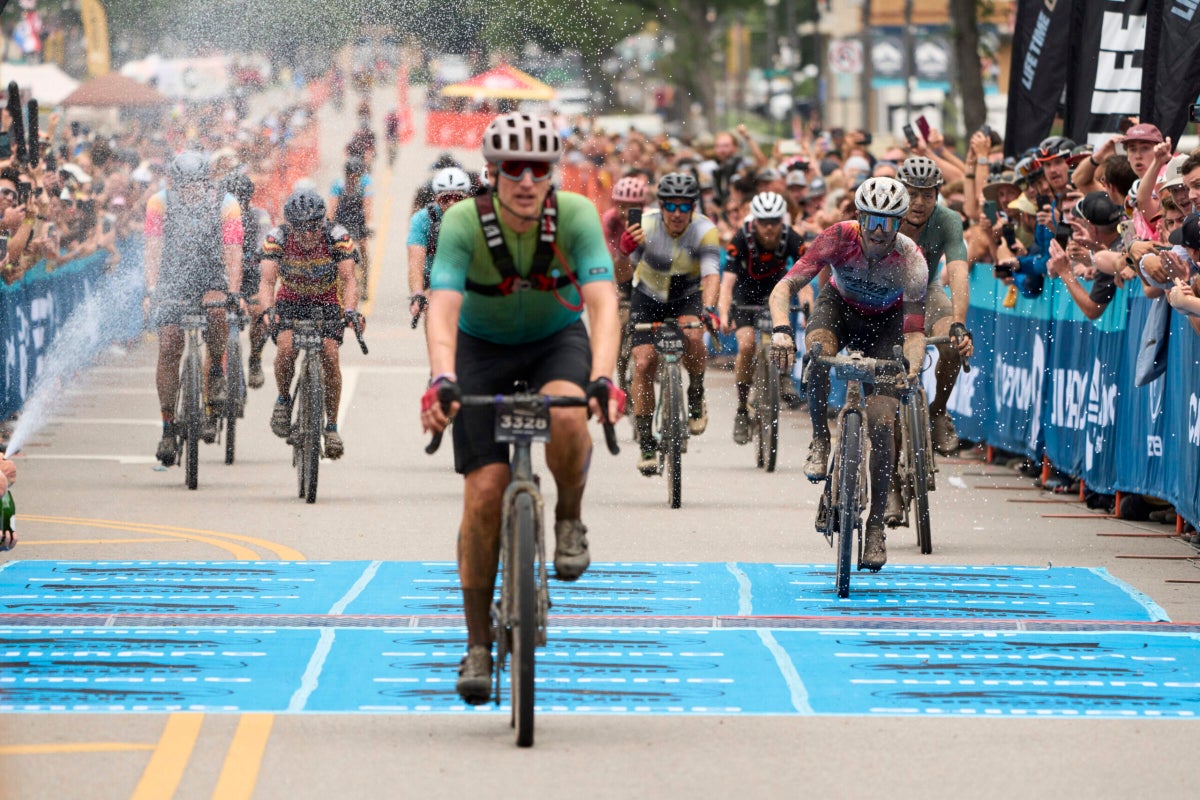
[
  {"xmin": 510, "ymin": 491, "xmax": 538, "ymax": 747},
  {"xmin": 757, "ymin": 351, "xmax": 780, "ymax": 473},
  {"xmin": 224, "ymin": 336, "xmax": 244, "ymax": 465},
  {"xmin": 182, "ymin": 353, "xmax": 201, "ymax": 491},
  {"xmin": 303, "ymin": 359, "xmax": 322, "ymax": 504},
  {"xmin": 663, "ymin": 364, "xmax": 684, "ymax": 509},
  {"xmin": 908, "ymin": 394, "xmax": 933, "ymax": 554},
  {"xmin": 835, "ymin": 411, "xmax": 863, "ymax": 598}
]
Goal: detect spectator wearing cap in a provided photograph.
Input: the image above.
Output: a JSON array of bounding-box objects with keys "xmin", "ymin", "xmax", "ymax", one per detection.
[
  {"xmin": 1175, "ymin": 152, "xmax": 1200, "ymax": 219},
  {"xmin": 1046, "ymin": 191, "xmax": 1128, "ymax": 320},
  {"xmin": 843, "ymin": 155, "xmax": 871, "ymax": 188},
  {"xmin": 755, "ymin": 167, "xmax": 785, "ymax": 197},
  {"xmin": 1074, "ymin": 123, "xmax": 1163, "ymax": 199},
  {"xmin": 1163, "ymin": 217, "xmax": 1200, "ymax": 333},
  {"xmin": 1034, "ymin": 136, "xmax": 1076, "ymax": 200},
  {"xmin": 995, "ymin": 192, "xmax": 1049, "ymax": 298},
  {"xmin": 784, "ymin": 168, "xmax": 807, "ymax": 206}
]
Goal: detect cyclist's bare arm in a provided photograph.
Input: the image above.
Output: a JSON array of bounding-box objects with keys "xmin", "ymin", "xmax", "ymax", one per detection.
[
  {"xmin": 769, "ymin": 267, "xmax": 816, "ymax": 330},
  {"xmin": 337, "ymin": 256, "xmax": 359, "ymax": 311},
  {"xmin": 717, "ymin": 271, "xmax": 737, "ymax": 327},
  {"xmin": 258, "ymin": 258, "xmax": 279, "ymax": 309},
  {"xmin": 426, "ymin": 289, "xmax": 463, "ymax": 379},
  {"xmin": 945, "ymin": 258, "xmax": 970, "ymax": 324},
  {"xmin": 144, "ymin": 235, "xmax": 162, "ymax": 294},
  {"xmin": 700, "ymin": 273, "xmax": 719, "ymax": 309},
  {"xmin": 224, "ymin": 244, "xmax": 243, "ymax": 300},
  {"xmin": 407, "ymin": 244, "xmax": 427, "ymax": 296},
  {"xmin": 581, "ymin": 280, "xmax": 619, "ymax": 382}
]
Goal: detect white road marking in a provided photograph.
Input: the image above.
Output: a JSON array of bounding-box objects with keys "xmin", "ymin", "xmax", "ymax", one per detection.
[
  {"xmin": 14, "ymin": 454, "xmax": 159, "ymax": 465},
  {"xmin": 288, "ymin": 629, "xmax": 336, "ymax": 712},
  {"xmin": 46, "ymin": 418, "xmax": 161, "ymax": 427},
  {"xmin": 337, "ymin": 365, "xmax": 360, "ymax": 431},
  {"xmin": 948, "ymin": 476, "xmax": 968, "ymax": 489},
  {"xmin": 757, "ymin": 630, "xmax": 813, "ymax": 714},
  {"xmin": 725, "ymin": 562, "xmax": 753, "ymax": 615},
  {"xmin": 328, "ymin": 560, "xmax": 382, "ymax": 615}
]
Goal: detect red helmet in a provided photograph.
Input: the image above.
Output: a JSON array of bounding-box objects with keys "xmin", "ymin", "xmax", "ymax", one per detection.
[{"xmin": 612, "ymin": 176, "xmax": 647, "ymax": 204}]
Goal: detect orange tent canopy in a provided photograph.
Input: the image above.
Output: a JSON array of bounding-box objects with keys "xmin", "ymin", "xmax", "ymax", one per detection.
[
  {"xmin": 62, "ymin": 73, "xmax": 169, "ymax": 108},
  {"xmin": 440, "ymin": 64, "xmax": 555, "ymax": 101}
]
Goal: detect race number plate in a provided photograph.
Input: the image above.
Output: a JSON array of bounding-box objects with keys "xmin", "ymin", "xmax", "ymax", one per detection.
[
  {"xmin": 495, "ymin": 401, "xmax": 552, "ymax": 443},
  {"xmin": 293, "ymin": 329, "xmax": 322, "ymax": 350},
  {"xmin": 656, "ymin": 329, "xmax": 685, "ymax": 355}
]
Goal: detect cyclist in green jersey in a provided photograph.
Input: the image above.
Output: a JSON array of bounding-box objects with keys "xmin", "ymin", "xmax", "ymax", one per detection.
[
  {"xmin": 419, "ymin": 113, "xmax": 624, "ymax": 705},
  {"xmin": 896, "ymin": 157, "xmax": 974, "ymax": 462}
]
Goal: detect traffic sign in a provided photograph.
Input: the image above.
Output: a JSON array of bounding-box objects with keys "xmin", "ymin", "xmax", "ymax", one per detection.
[{"xmin": 828, "ymin": 39, "xmax": 863, "ymax": 75}]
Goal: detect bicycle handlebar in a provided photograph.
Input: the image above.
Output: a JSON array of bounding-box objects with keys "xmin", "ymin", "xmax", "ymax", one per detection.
[
  {"xmin": 631, "ymin": 319, "xmax": 723, "ymax": 354},
  {"xmin": 923, "ymin": 335, "xmax": 972, "ymax": 373},
  {"xmin": 425, "ymin": 388, "xmax": 620, "ymax": 457},
  {"xmin": 808, "ymin": 342, "xmax": 906, "ymax": 385}
]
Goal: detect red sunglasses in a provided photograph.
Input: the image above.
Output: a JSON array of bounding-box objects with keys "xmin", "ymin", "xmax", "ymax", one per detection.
[{"xmin": 498, "ymin": 160, "xmax": 552, "ymax": 182}]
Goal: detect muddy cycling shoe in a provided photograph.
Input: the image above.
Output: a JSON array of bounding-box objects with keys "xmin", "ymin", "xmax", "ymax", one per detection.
[
  {"xmin": 201, "ymin": 416, "xmax": 219, "ymax": 444},
  {"xmin": 884, "ymin": 483, "xmax": 904, "ymax": 528},
  {"xmin": 270, "ymin": 399, "xmax": 292, "ymax": 438},
  {"xmin": 862, "ymin": 524, "xmax": 888, "ymax": 571},
  {"xmin": 732, "ymin": 408, "xmax": 752, "ymax": 445},
  {"xmin": 804, "ymin": 437, "xmax": 830, "ymax": 483},
  {"xmin": 553, "ymin": 519, "xmax": 590, "ymax": 581},
  {"xmin": 156, "ymin": 426, "xmax": 178, "ymax": 467},
  {"xmin": 456, "ymin": 645, "xmax": 493, "ymax": 705},
  {"xmin": 932, "ymin": 412, "xmax": 959, "ymax": 455},
  {"xmin": 247, "ymin": 357, "xmax": 265, "ymax": 390},
  {"xmin": 207, "ymin": 373, "xmax": 227, "ymax": 407},
  {"xmin": 638, "ymin": 444, "xmax": 659, "ymax": 476},
  {"xmin": 323, "ymin": 428, "xmax": 344, "ymax": 460},
  {"xmin": 687, "ymin": 390, "xmax": 708, "ymax": 436}
]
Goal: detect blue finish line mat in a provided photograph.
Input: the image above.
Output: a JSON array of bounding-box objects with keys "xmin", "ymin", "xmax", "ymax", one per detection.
[
  {"xmin": 0, "ymin": 561, "xmax": 1169, "ymax": 622},
  {"xmin": 2, "ymin": 627, "xmax": 1198, "ymax": 717}
]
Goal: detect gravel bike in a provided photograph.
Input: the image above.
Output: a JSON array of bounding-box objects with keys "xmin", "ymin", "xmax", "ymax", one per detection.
[
  {"xmin": 170, "ymin": 297, "xmax": 232, "ymax": 490},
  {"xmin": 220, "ymin": 304, "xmax": 249, "ymax": 465},
  {"xmin": 426, "ymin": 383, "xmax": 619, "ymax": 747},
  {"xmin": 279, "ymin": 314, "xmax": 367, "ymax": 504},
  {"xmin": 735, "ymin": 305, "xmax": 784, "ymax": 472},
  {"xmin": 809, "ymin": 343, "xmax": 905, "ymax": 598}
]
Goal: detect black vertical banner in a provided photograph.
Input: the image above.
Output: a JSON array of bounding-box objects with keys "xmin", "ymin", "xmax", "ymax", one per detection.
[
  {"xmin": 1005, "ymin": 0, "xmax": 1076, "ymax": 157},
  {"xmin": 1142, "ymin": 0, "xmax": 1200, "ymax": 145},
  {"xmin": 1065, "ymin": 0, "xmax": 1151, "ymax": 145}
]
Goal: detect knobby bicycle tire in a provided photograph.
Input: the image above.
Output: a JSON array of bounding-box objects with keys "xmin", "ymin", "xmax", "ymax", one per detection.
[
  {"xmin": 224, "ymin": 335, "xmax": 244, "ymax": 465},
  {"xmin": 664, "ymin": 363, "xmax": 684, "ymax": 509},
  {"xmin": 762, "ymin": 353, "xmax": 780, "ymax": 473},
  {"xmin": 183, "ymin": 352, "xmax": 201, "ymax": 491},
  {"xmin": 754, "ymin": 351, "xmax": 766, "ymax": 469},
  {"xmin": 909, "ymin": 394, "xmax": 933, "ymax": 554},
  {"xmin": 511, "ymin": 491, "xmax": 538, "ymax": 747},
  {"xmin": 303, "ymin": 358, "xmax": 323, "ymax": 504},
  {"xmin": 836, "ymin": 411, "xmax": 863, "ymax": 598}
]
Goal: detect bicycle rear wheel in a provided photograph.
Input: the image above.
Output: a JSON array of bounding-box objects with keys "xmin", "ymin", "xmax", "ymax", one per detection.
[
  {"xmin": 663, "ymin": 364, "xmax": 684, "ymax": 509},
  {"xmin": 908, "ymin": 394, "xmax": 933, "ymax": 554},
  {"xmin": 510, "ymin": 491, "xmax": 538, "ymax": 747},
  {"xmin": 224, "ymin": 336, "xmax": 244, "ymax": 465},
  {"xmin": 835, "ymin": 411, "xmax": 863, "ymax": 598},
  {"xmin": 182, "ymin": 353, "xmax": 201, "ymax": 491},
  {"xmin": 303, "ymin": 359, "xmax": 322, "ymax": 504}
]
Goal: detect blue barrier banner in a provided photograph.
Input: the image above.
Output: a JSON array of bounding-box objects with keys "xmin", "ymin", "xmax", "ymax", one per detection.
[
  {"xmin": 1111, "ymin": 293, "xmax": 1170, "ymax": 496},
  {"xmin": 1162, "ymin": 311, "xmax": 1200, "ymax": 524},
  {"xmin": 1, "ymin": 245, "xmax": 139, "ymax": 420}
]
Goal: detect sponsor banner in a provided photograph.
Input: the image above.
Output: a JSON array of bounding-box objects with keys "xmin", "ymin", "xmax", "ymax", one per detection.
[
  {"xmin": 1065, "ymin": 0, "xmax": 1152, "ymax": 146},
  {"xmin": 1141, "ymin": 0, "xmax": 1200, "ymax": 145},
  {"xmin": 1005, "ymin": 0, "xmax": 1075, "ymax": 157}
]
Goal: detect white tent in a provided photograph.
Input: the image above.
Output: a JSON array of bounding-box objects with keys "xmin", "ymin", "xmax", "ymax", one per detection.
[{"xmin": 0, "ymin": 62, "xmax": 80, "ymax": 106}]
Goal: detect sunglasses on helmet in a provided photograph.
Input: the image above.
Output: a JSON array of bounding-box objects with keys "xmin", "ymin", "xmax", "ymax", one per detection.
[
  {"xmin": 661, "ymin": 201, "xmax": 695, "ymax": 214},
  {"xmin": 498, "ymin": 160, "xmax": 552, "ymax": 182},
  {"xmin": 860, "ymin": 212, "xmax": 901, "ymax": 233}
]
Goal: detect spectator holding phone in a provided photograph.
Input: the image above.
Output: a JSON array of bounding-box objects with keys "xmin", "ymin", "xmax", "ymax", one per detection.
[{"xmin": 1046, "ymin": 192, "xmax": 1127, "ymax": 320}]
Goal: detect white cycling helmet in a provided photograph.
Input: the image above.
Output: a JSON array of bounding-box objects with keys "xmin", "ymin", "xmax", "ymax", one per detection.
[
  {"xmin": 432, "ymin": 167, "xmax": 472, "ymax": 195},
  {"xmin": 749, "ymin": 191, "xmax": 787, "ymax": 220},
  {"xmin": 481, "ymin": 112, "xmax": 562, "ymax": 163},
  {"xmin": 897, "ymin": 156, "xmax": 944, "ymax": 189},
  {"xmin": 854, "ymin": 177, "xmax": 910, "ymax": 217},
  {"xmin": 479, "ymin": 165, "xmax": 490, "ymax": 187}
]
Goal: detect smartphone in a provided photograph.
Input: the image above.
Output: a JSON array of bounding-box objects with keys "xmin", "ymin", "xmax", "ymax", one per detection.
[
  {"xmin": 0, "ymin": 235, "xmax": 7, "ymax": 262},
  {"xmin": 1001, "ymin": 224, "xmax": 1017, "ymax": 248},
  {"xmin": 915, "ymin": 115, "xmax": 931, "ymax": 141},
  {"xmin": 903, "ymin": 124, "xmax": 919, "ymax": 148},
  {"xmin": 101, "ymin": 214, "xmax": 115, "ymax": 235},
  {"xmin": 983, "ymin": 200, "xmax": 998, "ymax": 224},
  {"xmin": 993, "ymin": 263, "xmax": 1014, "ymax": 280},
  {"xmin": 627, "ymin": 207, "xmax": 642, "ymax": 227},
  {"xmin": 1054, "ymin": 222, "xmax": 1072, "ymax": 248},
  {"xmin": 0, "ymin": 130, "xmax": 10, "ymax": 160},
  {"xmin": 44, "ymin": 149, "xmax": 57, "ymax": 172},
  {"xmin": 70, "ymin": 121, "xmax": 80, "ymax": 137},
  {"xmin": 858, "ymin": 130, "xmax": 873, "ymax": 146},
  {"xmin": 1036, "ymin": 194, "xmax": 1053, "ymax": 211},
  {"xmin": 16, "ymin": 181, "xmax": 30, "ymax": 205}
]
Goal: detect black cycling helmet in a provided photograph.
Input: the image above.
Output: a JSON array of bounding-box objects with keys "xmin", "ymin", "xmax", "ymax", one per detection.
[
  {"xmin": 283, "ymin": 189, "xmax": 326, "ymax": 226},
  {"xmin": 345, "ymin": 156, "xmax": 366, "ymax": 176},
  {"xmin": 222, "ymin": 173, "xmax": 255, "ymax": 206},
  {"xmin": 657, "ymin": 172, "xmax": 699, "ymax": 201},
  {"xmin": 1036, "ymin": 136, "xmax": 1076, "ymax": 164},
  {"xmin": 169, "ymin": 151, "xmax": 209, "ymax": 185}
]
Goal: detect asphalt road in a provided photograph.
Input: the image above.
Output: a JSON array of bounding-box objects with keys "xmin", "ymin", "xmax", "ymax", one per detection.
[{"xmin": 1, "ymin": 80, "xmax": 1199, "ymax": 800}]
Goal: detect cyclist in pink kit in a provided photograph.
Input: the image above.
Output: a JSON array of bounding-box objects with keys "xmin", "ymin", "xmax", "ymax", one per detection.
[{"xmin": 768, "ymin": 177, "xmax": 928, "ymax": 570}]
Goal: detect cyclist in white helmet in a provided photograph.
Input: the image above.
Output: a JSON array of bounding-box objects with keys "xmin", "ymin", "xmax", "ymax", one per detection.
[
  {"xmin": 408, "ymin": 166, "xmax": 473, "ymax": 328},
  {"xmin": 717, "ymin": 191, "xmax": 808, "ymax": 444},
  {"xmin": 418, "ymin": 113, "xmax": 624, "ymax": 706},
  {"xmin": 768, "ymin": 177, "xmax": 929, "ymax": 571}
]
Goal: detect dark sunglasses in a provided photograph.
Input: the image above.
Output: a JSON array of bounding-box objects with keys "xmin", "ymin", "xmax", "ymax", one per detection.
[
  {"xmin": 755, "ymin": 217, "xmax": 783, "ymax": 226},
  {"xmin": 662, "ymin": 201, "xmax": 694, "ymax": 214},
  {"xmin": 437, "ymin": 192, "xmax": 466, "ymax": 205},
  {"xmin": 860, "ymin": 212, "xmax": 901, "ymax": 233},
  {"xmin": 498, "ymin": 160, "xmax": 552, "ymax": 182}
]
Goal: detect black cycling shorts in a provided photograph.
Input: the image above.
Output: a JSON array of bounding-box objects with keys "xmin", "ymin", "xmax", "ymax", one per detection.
[
  {"xmin": 275, "ymin": 300, "xmax": 345, "ymax": 344},
  {"xmin": 629, "ymin": 291, "xmax": 703, "ymax": 347},
  {"xmin": 808, "ymin": 289, "xmax": 904, "ymax": 394},
  {"xmin": 452, "ymin": 321, "xmax": 592, "ymax": 475}
]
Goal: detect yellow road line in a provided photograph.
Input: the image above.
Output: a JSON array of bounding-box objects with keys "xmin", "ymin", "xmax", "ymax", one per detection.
[
  {"xmin": 130, "ymin": 713, "xmax": 204, "ymax": 800},
  {"xmin": 211, "ymin": 714, "xmax": 275, "ymax": 800},
  {"xmin": 0, "ymin": 742, "xmax": 155, "ymax": 756},
  {"xmin": 20, "ymin": 516, "xmax": 306, "ymax": 561},
  {"xmin": 22, "ymin": 517, "xmax": 258, "ymax": 560},
  {"xmin": 21, "ymin": 538, "xmax": 177, "ymax": 545}
]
